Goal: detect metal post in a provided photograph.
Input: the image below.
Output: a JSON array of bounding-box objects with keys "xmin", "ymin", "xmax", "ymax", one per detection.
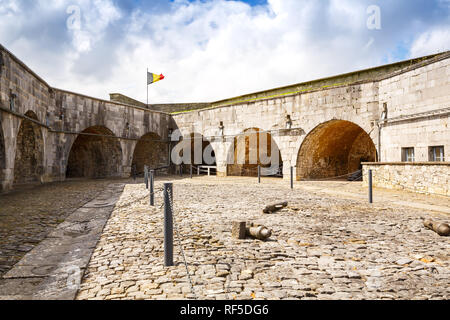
[
  {"xmin": 368, "ymin": 169, "xmax": 373, "ymax": 204},
  {"xmin": 190, "ymin": 165, "xmax": 193, "ymax": 179},
  {"xmin": 257, "ymin": 165, "xmax": 261, "ymax": 183},
  {"xmin": 144, "ymin": 165, "xmax": 149, "ymax": 189},
  {"xmin": 198, "ymin": 166, "xmax": 200, "ymax": 175},
  {"xmin": 290, "ymin": 166, "xmax": 294, "ymax": 189},
  {"xmin": 179, "ymin": 165, "xmax": 183, "ymax": 177},
  {"xmin": 164, "ymin": 183, "xmax": 174, "ymax": 267},
  {"xmin": 150, "ymin": 170, "xmax": 155, "ymax": 206}
]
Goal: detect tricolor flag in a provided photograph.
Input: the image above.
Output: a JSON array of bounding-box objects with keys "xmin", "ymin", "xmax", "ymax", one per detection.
[{"xmin": 147, "ymin": 72, "xmax": 165, "ymax": 85}]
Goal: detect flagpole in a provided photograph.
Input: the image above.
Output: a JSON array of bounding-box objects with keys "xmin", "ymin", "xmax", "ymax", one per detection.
[{"xmin": 146, "ymin": 68, "xmax": 149, "ymax": 109}]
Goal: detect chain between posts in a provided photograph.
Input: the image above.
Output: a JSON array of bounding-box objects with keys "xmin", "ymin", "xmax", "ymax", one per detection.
[{"xmin": 166, "ymin": 186, "xmax": 197, "ymax": 299}]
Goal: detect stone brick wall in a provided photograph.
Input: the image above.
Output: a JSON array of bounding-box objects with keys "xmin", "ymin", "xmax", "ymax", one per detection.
[
  {"xmin": 173, "ymin": 80, "xmax": 381, "ymax": 178},
  {"xmin": 172, "ymin": 51, "xmax": 449, "ymax": 179},
  {"xmin": 1, "ymin": 41, "xmax": 449, "ymax": 192},
  {"xmin": 0, "ymin": 45, "xmax": 172, "ymax": 192},
  {"xmin": 209, "ymin": 52, "xmax": 444, "ymax": 109},
  {"xmin": 363, "ymin": 163, "xmax": 450, "ymax": 197},
  {"xmin": 379, "ymin": 54, "xmax": 450, "ymax": 162}
]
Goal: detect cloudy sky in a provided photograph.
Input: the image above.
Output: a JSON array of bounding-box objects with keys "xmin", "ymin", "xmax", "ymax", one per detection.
[{"xmin": 0, "ymin": 0, "xmax": 449, "ymax": 103}]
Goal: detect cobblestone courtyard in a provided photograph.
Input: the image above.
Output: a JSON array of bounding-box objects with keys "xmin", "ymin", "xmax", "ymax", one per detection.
[
  {"xmin": 73, "ymin": 177, "xmax": 449, "ymax": 300},
  {"xmin": 0, "ymin": 180, "xmax": 116, "ymax": 277}
]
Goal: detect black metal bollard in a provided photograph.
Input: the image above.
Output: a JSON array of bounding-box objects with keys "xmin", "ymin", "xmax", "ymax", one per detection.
[
  {"xmin": 150, "ymin": 170, "xmax": 155, "ymax": 206},
  {"xmin": 368, "ymin": 169, "xmax": 373, "ymax": 204},
  {"xmin": 190, "ymin": 165, "xmax": 193, "ymax": 179},
  {"xmin": 258, "ymin": 165, "xmax": 261, "ymax": 184},
  {"xmin": 164, "ymin": 183, "xmax": 174, "ymax": 267},
  {"xmin": 144, "ymin": 165, "xmax": 149, "ymax": 189},
  {"xmin": 179, "ymin": 165, "xmax": 183, "ymax": 177},
  {"xmin": 290, "ymin": 166, "xmax": 294, "ymax": 189},
  {"xmin": 132, "ymin": 164, "xmax": 136, "ymax": 182}
]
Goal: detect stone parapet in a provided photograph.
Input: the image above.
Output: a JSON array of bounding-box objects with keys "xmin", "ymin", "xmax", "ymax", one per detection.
[{"xmin": 362, "ymin": 162, "xmax": 450, "ymax": 197}]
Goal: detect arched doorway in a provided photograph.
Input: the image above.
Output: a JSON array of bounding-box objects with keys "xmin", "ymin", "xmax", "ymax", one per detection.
[
  {"xmin": 227, "ymin": 128, "xmax": 282, "ymax": 177},
  {"xmin": 0, "ymin": 117, "xmax": 6, "ymax": 191},
  {"xmin": 171, "ymin": 132, "xmax": 217, "ymax": 174},
  {"xmin": 296, "ymin": 120, "xmax": 376, "ymax": 180},
  {"xmin": 187, "ymin": 132, "xmax": 216, "ymax": 166},
  {"xmin": 66, "ymin": 126, "xmax": 122, "ymax": 179},
  {"xmin": 132, "ymin": 132, "xmax": 168, "ymax": 175},
  {"xmin": 13, "ymin": 111, "xmax": 44, "ymax": 185},
  {"xmin": 187, "ymin": 132, "xmax": 216, "ymax": 175}
]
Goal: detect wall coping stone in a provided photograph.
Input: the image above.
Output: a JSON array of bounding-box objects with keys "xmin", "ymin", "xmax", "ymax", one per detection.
[
  {"xmin": 54, "ymin": 88, "xmax": 170, "ymax": 115},
  {"xmin": 363, "ymin": 162, "xmax": 450, "ymax": 166}
]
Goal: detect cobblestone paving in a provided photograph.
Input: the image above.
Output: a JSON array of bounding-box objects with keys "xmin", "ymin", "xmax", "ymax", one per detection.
[
  {"xmin": 0, "ymin": 179, "xmax": 121, "ymax": 276},
  {"xmin": 76, "ymin": 177, "xmax": 450, "ymax": 300}
]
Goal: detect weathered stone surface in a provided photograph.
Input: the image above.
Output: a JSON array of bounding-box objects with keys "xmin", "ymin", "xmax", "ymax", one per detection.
[
  {"xmin": 0, "ymin": 183, "xmax": 124, "ymax": 300},
  {"xmin": 363, "ymin": 163, "xmax": 450, "ymax": 197},
  {"xmin": 1, "ymin": 44, "xmax": 449, "ymax": 193},
  {"xmin": 73, "ymin": 177, "xmax": 449, "ymax": 300}
]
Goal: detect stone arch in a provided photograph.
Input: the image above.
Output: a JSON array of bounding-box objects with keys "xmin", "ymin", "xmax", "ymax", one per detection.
[
  {"xmin": 13, "ymin": 111, "xmax": 45, "ymax": 185},
  {"xmin": 66, "ymin": 126, "xmax": 122, "ymax": 179},
  {"xmin": 172, "ymin": 132, "xmax": 217, "ymax": 172},
  {"xmin": 131, "ymin": 132, "xmax": 168, "ymax": 175},
  {"xmin": 187, "ymin": 132, "xmax": 216, "ymax": 167},
  {"xmin": 0, "ymin": 116, "xmax": 6, "ymax": 191},
  {"xmin": 296, "ymin": 120, "xmax": 377, "ymax": 180},
  {"xmin": 227, "ymin": 128, "xmax": 283, "ymax": 177}
]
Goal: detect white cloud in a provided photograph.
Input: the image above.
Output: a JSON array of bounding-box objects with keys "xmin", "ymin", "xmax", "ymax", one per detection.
[
  {"xmin": 67, "ymin": 0, "xmax": 122, "ymax": 53},
  {"xmin": 109, "ymin": 0, "xmax": 380, "ymax": 103},
  {"xmin": 1, "ymin": 0, "xmax": 449, "ymax": 104},
  {"xmin": 410, "ymin": 27, "xmax": 450, "ymax": 57}
]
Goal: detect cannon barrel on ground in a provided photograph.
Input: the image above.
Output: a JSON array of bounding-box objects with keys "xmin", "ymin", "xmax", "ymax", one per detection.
[
  {"xmin": 232, "ymin": 221, "xmax": 272, "ymax": 241},
  {"xmin": 423, "ymin": 219, "xmax": 450, "ymax": 236},
  {"xmin": 262, "ymin": 201, "xmax": 288, "ymax": 214},
  {"xmin": 246, "ymin": 225, "xmax": 272, "ymax": 241}
]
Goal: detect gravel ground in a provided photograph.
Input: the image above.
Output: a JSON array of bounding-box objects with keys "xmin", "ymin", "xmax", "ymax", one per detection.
[{"xmin": 75, "ymin": 177, "xmax": 450, "ymax": 300}]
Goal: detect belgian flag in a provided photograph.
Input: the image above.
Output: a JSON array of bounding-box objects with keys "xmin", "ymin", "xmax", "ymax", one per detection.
[{"xmin": 147, "ymin": 72, "xmax": 165, "ymax": 85}]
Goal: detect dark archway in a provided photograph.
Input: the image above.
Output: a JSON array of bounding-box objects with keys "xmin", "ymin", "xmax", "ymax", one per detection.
[
  {"xmin": 132, "ymin": 132, "xmax": 168, "ymax": 175},
  {"xmin": 66, "ymin": 126, "xmax": 122, "ymax": 179},
  {"xmin": 13, "ymin": 111, "xmax": 44, "ymax": 185},
  {"xmin": 0, "ymin": 117, "xmax": 6, "ymax": 191},
  {"xmin": 188, "ymin": 132, "xmax": 216, "ymax": 167},
  {"xmin": 171, "ymin": 132, "xmax": 217, "ymax": 175},
  {"xmin": 227, "ymin": 128, "xmax": 282, "ymax": 177},
  {"xmin": 296, "ymin": 120, "xmax": 377, "ymax": 180}
]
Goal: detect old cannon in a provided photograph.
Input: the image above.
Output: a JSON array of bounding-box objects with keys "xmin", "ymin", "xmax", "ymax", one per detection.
[
  {"xmin": 232, "ymin": 221, "xmax": 272, "ymax": 241},
  {"xmin": 423, "ymin": 219, "xmax": 450, "ymax": 236},
  {"xmin": 262, "ymin": 201, "xmax": 288, "ymax": 214}
]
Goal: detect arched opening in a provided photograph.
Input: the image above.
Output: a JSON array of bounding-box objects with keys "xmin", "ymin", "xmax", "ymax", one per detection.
[
  {"xmin": 227, "ymin": 128, "xmax": 283, "ymax": 177},
  {"xmin": 296, "ymin": 120, "xmax": 377, "ymax": 180},
  {"xmin": 172, "ymin": 132, "xmax": 216, "ymax": 175},
  {"xmin": 188, "ymin": 132, "xmax": 216, "ymax": 174},
  {"xmin": 132, "ymin": 132, "xmax": 168, "ymax": 175},
  {"xmin": 66, "ymin": 126, "xmax": 122, "ymax": 179},
  {"xmin": 0, "ymin": 118, "xmax": 6, "ymax": 191},
  {"xmin": 13, "ymin": 111, "xmax": 44, "ymax": 185}
]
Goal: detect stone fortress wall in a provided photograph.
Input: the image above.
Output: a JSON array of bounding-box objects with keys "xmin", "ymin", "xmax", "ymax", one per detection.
[
  {"xmin": 0, "ymin": 44, "xmax": 172, "ymax": 192},
  {"xmin": 0, "ymin": 42, "xmax": 449, "ymax": 195},
  {"xmin": 363, "ymin": 163, "xmax": 450, "ymax": 197}
]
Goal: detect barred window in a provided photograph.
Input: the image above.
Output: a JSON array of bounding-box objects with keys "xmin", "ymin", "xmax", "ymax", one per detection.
[
  {"xmin": 401, "ymin": 147, "xmax": 415, "ymax": 162},
  {"xmin": 429, "ymin": 146, "xmax": 445, "ymax": 162}
]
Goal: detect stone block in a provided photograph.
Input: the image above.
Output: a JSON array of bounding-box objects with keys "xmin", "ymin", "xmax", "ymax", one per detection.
[{"xmin": 232, "ymin": 221, "xmax": 246, "ymax": 240}]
